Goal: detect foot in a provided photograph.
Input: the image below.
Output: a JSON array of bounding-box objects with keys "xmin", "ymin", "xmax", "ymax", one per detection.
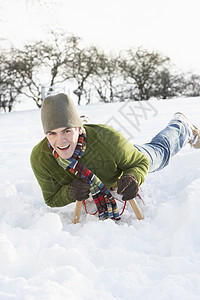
[
  {"xmin": 189, "ymin": 126, "xmax": 200, "ymax": 149},
  {"xmin": 174, "ymin": 112, "xmax": 200, "ymax": 149}
]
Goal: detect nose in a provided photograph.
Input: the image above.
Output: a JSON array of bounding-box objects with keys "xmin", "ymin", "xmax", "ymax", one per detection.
[{"xmin": 57, "ymin": 132, "xmax": 67, "ymax": 145}]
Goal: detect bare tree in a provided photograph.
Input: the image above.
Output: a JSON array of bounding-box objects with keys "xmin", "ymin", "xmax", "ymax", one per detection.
[
  {"xmin": 91, "ymin": 52, "xmax": 122, "ymax": 102},
  {"xmin": 64, "ymin": 46, "xmax": 101, "ymax": 105},
  {"xmin": 37, "ymin": 30, "xmax": 81, "ymax": 95},
  {"xmin": 120, "ymin": 47, "xmax": 170, "ymax": 100},
  {"xmin": 0, "ymin": 50, "xmax": 25, "ymax": 112},
  {"xmin": 153, "ymin": 69, "xmax": 185, "ymax": 99},
  {"xmin": 4, "ymin": 31, "xmax": 80, "ymax": 108},
  {"xmin": 10, "ymin": 42, "xmax": 46, "ymax": 107},
  {"xmin": 182, "ymin": 73, "xmax": 200, "ymax": 97}
]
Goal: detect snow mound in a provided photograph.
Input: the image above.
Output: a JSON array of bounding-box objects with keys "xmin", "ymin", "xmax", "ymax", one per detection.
[{"xmin": 0, "ymin": 97, "xmax": 200, "ymax": 299}]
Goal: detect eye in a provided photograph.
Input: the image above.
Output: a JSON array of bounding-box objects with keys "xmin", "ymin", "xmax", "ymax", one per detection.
[
  {"xmin": 65, "ymin": 129, "xmax": 71, "ymax": 133},
  {"xmin": 47, "ymin": 132, "xmax": 55, "ymax": 136}
]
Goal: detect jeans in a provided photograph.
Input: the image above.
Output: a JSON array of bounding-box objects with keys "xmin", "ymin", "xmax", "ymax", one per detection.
[{"xmin": 134, "ymin": 115, "xmax": 193, "ymax": 173}]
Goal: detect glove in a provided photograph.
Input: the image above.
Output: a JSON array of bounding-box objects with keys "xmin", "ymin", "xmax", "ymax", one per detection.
[
  {"xmin": 70, "ymin": 178, "xmax": 90, "ymax": 201},
  {"xmin": 117, "ymin": 174, "xmax": 139, "ymax": 201}
]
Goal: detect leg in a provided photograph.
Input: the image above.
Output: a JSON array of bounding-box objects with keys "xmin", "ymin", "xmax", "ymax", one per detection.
[{"xmin": 134, "ymin": 114, "xmax": 193, "ymax": 173}]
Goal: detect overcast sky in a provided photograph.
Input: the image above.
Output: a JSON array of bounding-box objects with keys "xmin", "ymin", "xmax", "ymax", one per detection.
[{"xmin": 1, "ymin": 0, "xmax": 200, "ymax": 73}]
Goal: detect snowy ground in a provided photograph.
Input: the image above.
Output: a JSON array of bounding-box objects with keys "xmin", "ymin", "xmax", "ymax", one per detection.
[{"xmin": 0, "ymin": 97, "xmax": 200, "ymax": 300}]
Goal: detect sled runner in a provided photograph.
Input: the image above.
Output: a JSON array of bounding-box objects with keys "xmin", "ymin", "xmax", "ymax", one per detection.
[{"xmin": 73, "ymin": 198, "xmax": 144, "ymax": 224}]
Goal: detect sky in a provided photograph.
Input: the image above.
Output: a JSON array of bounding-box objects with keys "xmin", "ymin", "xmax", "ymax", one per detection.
[{"xmin": 0, "ymin": 0, "xmax": 200, "ymax": 73}]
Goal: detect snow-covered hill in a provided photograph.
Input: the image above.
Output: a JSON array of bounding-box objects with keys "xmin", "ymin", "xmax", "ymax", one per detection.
[{"xmin": 0, "ymin": 97, "xmax": 200, "ymax": 299}]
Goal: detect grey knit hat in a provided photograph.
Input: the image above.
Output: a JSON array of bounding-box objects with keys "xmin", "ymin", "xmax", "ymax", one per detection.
[{"xmin": 41, "ymin": 93, "xmax": 82, "ymax": 134}]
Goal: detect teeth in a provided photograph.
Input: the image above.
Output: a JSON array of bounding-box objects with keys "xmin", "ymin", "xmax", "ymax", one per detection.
[{"xmin": 58, "ymin": 145, "xmax": 69, "ymax": 149}]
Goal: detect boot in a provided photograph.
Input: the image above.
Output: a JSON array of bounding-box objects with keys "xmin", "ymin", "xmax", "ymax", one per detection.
[
  {"xmin": 174, "ymin": 112, "xmax": 200, "ymax": 149},
  {"xmin": 189, "ymin": 126, "xmax": 200, "ymax": 149}
]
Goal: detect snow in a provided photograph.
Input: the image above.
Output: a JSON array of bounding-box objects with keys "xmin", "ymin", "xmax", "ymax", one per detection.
[{"xmin": 0, "ymin": 97, "xmax": 200, "ymax": 299}]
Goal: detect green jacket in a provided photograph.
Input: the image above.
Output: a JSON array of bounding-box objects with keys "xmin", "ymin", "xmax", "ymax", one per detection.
[{"xmin": 30, "ymin": 124, "xmax": 149, "ymax": 207}]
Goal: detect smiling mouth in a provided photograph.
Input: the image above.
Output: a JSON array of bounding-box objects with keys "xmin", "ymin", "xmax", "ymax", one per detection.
[{"xmin": 57, "ymin": 145, "xmax": 70, "ymax": 150}]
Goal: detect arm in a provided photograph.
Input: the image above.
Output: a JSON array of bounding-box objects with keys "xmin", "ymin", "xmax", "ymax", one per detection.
[
  {"xmin": 37, "ymin": 174, "xmax": 74, "ymax": 207},
  {"xmin": 112, "ymin": 130, "xmax": 149, "ymax": 186},
  {"xmin": 30, "ymin": 151, "xmax": 75, "ymax": 207},
  {"xmin": 83, "ymin": 124, "xmax": 149, "ymax": 187}
]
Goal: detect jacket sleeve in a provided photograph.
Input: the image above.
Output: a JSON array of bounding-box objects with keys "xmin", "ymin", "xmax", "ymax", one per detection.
[
  {"xmin": 111, "ymin": 130, "xmax": 149, "ymax": 186},
  {"xmin": 30, "ymin": 153, "xmax": 75, "ymax": 207}
]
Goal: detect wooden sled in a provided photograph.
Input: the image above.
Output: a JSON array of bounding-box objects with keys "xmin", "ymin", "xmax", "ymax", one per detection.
[{"xmin": 73, "ymin": 198, "xmax": 144, "ymax": 224}]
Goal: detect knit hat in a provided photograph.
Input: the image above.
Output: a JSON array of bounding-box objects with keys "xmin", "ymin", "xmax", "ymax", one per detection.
[{"xmin": 41, "ymin": 93, "xmax": 82, "ymax": 134}]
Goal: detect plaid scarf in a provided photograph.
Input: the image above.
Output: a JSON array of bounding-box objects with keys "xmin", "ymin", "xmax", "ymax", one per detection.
[{"xmin": 48, "ymin": 130, "xmax": 121, "ymax": 221}]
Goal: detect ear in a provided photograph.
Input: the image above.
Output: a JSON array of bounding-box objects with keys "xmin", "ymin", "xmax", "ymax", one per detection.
[{"xmin": 78, "ymin": 127, "xmax": 83, "ymax": 135}]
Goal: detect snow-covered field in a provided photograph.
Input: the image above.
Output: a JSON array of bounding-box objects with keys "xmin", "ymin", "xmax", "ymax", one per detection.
[{"xmin": 0, "ymin": 97, "xmax": 200, "ymax": 300}]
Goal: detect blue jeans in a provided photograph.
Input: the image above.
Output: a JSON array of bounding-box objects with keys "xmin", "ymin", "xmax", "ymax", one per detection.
[{"xmin": 134, "ymin": 115, "xmax": 193, "ymax": 173}]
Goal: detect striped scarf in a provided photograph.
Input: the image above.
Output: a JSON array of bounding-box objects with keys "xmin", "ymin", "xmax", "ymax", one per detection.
[{"xmin": 48, "ymin": 130, "xmax": 121, "ymax": 221}]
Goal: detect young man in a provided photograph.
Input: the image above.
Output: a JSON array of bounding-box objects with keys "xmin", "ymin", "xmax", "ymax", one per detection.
[{"xmin": 30, "ymin": 93, "xmax": 200, "ymax": 220}]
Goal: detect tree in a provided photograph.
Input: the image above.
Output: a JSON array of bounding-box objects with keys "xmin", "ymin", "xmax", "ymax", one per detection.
[
  {"xmin": 92, "ymin": 52, "xmax": 122, "ymax": 103},
  {"xmin": 37, "ymin": 31, "xmax": 81, "ymax": 95},
  {"xmin": 64, "ymin": 46, "xmax": 101, "ymax": 105},
  {"xmin": 182, "ymin": 73, "xmax": 200, "ymax": 97},
  {"xmin": 5, "ymin": 31, "xmax": 80, "ymax": 108},
  {"xmin": 120, "ymin": 47, "xmax": 170, "ymax": 100},
  {"xmin": 0, "ymin": 53, "xmax": 9, "ymax": 112},
  {"xmin": 153, "ymin": 69, "xmax": 185, "ymax": 99},
  {"xmin": 10, "ymin": 43, "xmax": 45, "ymax": 107},
  {"xmin": 0, "ymin": 50, "xmax": 25, "ymax": 112}
]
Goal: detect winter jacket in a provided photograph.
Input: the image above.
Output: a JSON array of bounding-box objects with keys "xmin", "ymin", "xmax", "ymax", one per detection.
[{"xmin": 30, "ymin": 124, "xmax": 149, "ymax": 207}]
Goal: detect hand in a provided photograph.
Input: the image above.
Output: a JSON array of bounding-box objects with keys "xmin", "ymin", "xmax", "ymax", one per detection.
[
  {"xmin": 117, "ymin": 174, "xmax": 139, "ymax": 201},
  {"xmin": 70, "ymin": 178, "xmax": 90, "ymax": 201}
]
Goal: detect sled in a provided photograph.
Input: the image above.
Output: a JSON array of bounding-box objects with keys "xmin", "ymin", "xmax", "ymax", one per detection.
[
  {"xmin": 129, "ymin": 198, "xmax": 144, "ymax": 220},
  {"xmin": 73, "ymin": 198, "xmax": 144, "ymax": 224},
  {"xmin": 73, "ymin": 201, "xmax": 83, "ymax": 224}
]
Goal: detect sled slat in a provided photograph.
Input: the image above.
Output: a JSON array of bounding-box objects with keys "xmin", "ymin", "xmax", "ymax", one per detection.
[
  {"xmin": 73, "ymin": 198, "xmax": 144, "ymax": 223},
  {"xmin": 73, "ymin": 201, "xmax": 83, "ymax": 224},
  {"xmin": 129, "ymin": 198, "xmax": 144, "ymax": 220}
]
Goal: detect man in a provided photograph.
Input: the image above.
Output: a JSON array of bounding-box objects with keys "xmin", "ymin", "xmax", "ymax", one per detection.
[{"xmin": 30, "ymin": 93, "xmax": 200, "ymax": 220}]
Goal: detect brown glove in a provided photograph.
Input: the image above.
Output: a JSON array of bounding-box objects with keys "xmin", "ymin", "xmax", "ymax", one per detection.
[
  {"xmin": 117, "ymin": 174, "xmax": 139, "ymax": 201},
  {"xmin": 70, "ymin": 178, "xmax": 90, "ymax": 201}
]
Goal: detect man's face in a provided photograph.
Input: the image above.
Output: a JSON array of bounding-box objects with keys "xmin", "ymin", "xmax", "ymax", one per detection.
[{"xmin": 46, "ymin": 127, "xmax": 82, "ymax": 159}]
